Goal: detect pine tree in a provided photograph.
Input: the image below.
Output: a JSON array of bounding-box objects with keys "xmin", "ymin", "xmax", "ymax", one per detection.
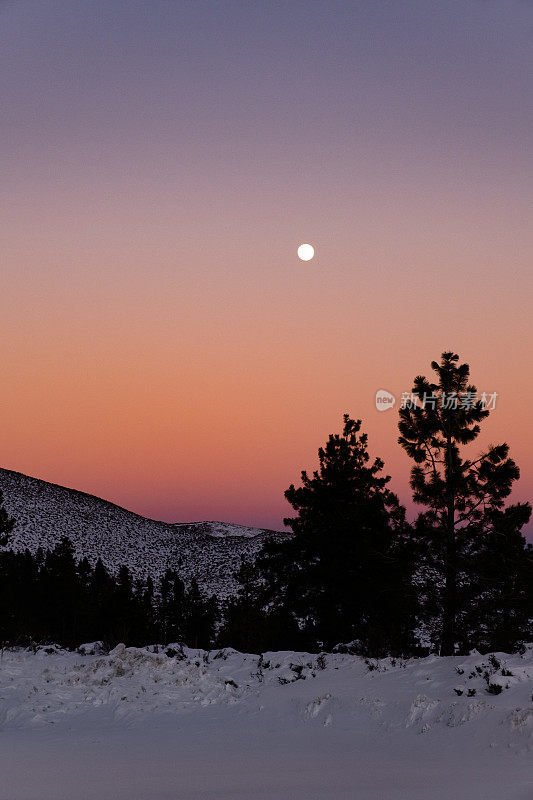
[
  {"xmin": 0, "ymin": 490, "xmax": 15, "ymax": 547},
  {"xmin": 41, "ymin": 537, "xmax": 84, "ymax": 646},
  {"xmin": 183, "ymin": 577, "xmax": 218, "ymax": 649},
  {"xmin": 136, "ymin": 575, "xmax": 155, "ymax": 643},
  {"xmin": 398, "ymin": 352, "xmax": 531, "ymax": 655},
  {"xmin": 0, "ymin": 549, "xmax": 38, "ymax": 644},
  {"xmin": 458, "ymin": 505, "xmax": 533, "ymax": 652},
  {"xmin": 221, "ymin": 415, "xmax": 416, "ymax": 655},
  {"xmin": 218, "ymin": 557, "xmax": 301, "ymax": 653},
  {"xmin": 114, "ymin": 565, "xmax": 136, "ymax": 642},
  {"xmin": 87, "ymin": 558, "xmax": 116, "ymax": 643},
  {"xmin": 158, "ymin": 568, "xmax": 187, "ymax": 642},
  {"xmin": 285, "ymin": 415, "xmax": 415, "ymax": 652}
]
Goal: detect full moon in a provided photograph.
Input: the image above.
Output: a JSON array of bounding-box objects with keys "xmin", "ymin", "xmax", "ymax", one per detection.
[{"xmin": 297, "ymin": 243, "xmax": 315, "ymax": 261}]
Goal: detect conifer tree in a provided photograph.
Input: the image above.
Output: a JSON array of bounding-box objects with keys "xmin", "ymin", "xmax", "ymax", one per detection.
[
  {"xmin": 221, "ymin": 416, "xmax": 416, "ymax": 654},
  {"xmin": 283, "ymin": 415, "xmax": 415, "ymax": 652},
  {"xmin": 398, "ymin": 352, "xmax": 531, "ymax": 655},
  {"xmin": 158, "ymin": 568, "xmax": 187, "ymax": 642},
  {"xmin": 218, "ymin": 557, "xmax": 301, "ymax": 653},
  {"xmin": 0, "ymin": 490, "xmax": 15, "ymax": 547},
  {"xmin": 458, "ymin": 506, "xmax": 532, "ymax": 652},
  {"xmin": 136, "ymin": 575, "xmax": 155, "ymax": 643},
  {"xmin": 114, "ymin": 565, "xmax": 136, "ymax": 642},
  {"xmin": 41, "ymin": 537, "xmax": 84, "ymax": 646},
  {"xmin": 183, "ymin": 577, "xmax": 218, "ymax": 649},
  {"xmin": 87, "ymin": 558, "xmax": 116, "ymax": 642}
]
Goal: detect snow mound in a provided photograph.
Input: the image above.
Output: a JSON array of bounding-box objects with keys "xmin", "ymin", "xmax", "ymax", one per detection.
[
  {"xmin": 1, "ymin": 643, "xmax": 531, "ymax": 750},
  {"xmin": 1, "ymin": 645, "xmax": 532, "ymax": 800}
]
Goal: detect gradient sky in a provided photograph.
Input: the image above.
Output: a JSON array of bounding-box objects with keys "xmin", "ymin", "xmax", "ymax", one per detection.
[{"xmin": 1, "ymin": 0, "xmax": 532, "ymax": 536}]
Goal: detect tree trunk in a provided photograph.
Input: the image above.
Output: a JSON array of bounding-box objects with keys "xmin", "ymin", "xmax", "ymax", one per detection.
[
  {"xmin": 441, "ymin": 524, "xmax": 456, "ymax": 655},
  {"xmin": 441, "ymin": 431, "xmax": 456, "ymax": 656}
]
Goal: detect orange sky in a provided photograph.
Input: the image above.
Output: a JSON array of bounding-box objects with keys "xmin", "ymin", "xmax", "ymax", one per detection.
[{"xmin": 1, "ymin": 1, "xmax": 532, "ymax": 536}]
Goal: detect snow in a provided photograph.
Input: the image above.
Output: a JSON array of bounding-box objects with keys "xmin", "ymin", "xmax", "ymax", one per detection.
[
  {"xmin": 0, "ymin": 468, "xmax": 287, "ymax": 599},
  {"xmin": 172, "ymin": 520, "xmax": 271, "ymax": 538},
  {"xmin": 0, "ymin": 644, "xmax": 531, "ymax": 799}
]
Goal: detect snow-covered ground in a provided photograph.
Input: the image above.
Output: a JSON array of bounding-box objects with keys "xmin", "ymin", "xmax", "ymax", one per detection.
[{"xmin": 0, "ymin": 644, "xmax": 531, "ymax": 800}]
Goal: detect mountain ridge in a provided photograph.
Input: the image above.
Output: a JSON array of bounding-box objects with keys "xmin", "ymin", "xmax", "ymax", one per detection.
[{"xmin": 0, "ymin": 468, "xmax": 288, "ymax": 599}]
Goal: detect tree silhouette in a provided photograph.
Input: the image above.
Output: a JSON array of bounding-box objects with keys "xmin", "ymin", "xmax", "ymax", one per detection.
[
  {"xmin": 220, "ymin": 415, "xmax": 416, "ymax": 654},
  {"xmin": 398, "ymin": 352, "xmax": 531, "ymax": 655},
  {"xmin": 159, "ymin": 568, "xmax": 187, "ymax": 642},
  {"xmin": 0, "ymin": 490, "xmax": 15, "ymax": 547},
  {"xmin": 183, "ymin": 577, "xmax": 218, "ymax": 649}
]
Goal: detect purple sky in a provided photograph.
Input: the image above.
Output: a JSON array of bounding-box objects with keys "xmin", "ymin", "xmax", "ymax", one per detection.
[{"xmin": 1, "ymin": 0, "xmax": 532, "ymax": 536}]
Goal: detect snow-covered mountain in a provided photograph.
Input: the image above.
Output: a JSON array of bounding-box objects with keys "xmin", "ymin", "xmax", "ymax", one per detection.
[{"xmin": 0, "ymin": 468, "xmax": 288, "ymax": 598}]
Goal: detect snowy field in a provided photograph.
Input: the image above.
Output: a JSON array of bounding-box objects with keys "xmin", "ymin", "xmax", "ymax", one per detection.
[{"xmin": 0, "ymin": 643, "xmax": 532, "ymax": 800}]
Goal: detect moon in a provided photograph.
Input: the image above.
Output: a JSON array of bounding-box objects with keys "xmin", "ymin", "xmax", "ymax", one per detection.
[{"xmin": 297, "ymin": 243, "xmax": 315, "ymax": 261}]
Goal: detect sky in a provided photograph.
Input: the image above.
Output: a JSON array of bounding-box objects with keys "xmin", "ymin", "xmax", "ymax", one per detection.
[{"xmin": 1, "ymin": 0, "xmax": 532, "ymax": 535}]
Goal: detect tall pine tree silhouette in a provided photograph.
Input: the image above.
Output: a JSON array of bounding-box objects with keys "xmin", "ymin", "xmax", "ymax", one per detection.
[
  {"xmin": 221, "ymin": 415, "xmax": 416, "ymax": 654},
  {"xmin": 282, "ymin": 415, "xmax": 414, "ymax": 653},
  {"xmin": 398, "ymin": 352, "xmax": 531, "ymax": 655}
]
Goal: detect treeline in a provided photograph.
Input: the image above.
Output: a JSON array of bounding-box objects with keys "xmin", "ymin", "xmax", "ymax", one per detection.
[
  {"xmin": 220, "ymin": 354, "xmax": 532, "ymax": 657},
  {"xmin": 0, "ymin": 535, "xmax": 218, "ymax": 649},
  {"xmin": 1, "ymin": 353, "xmax": 532, "ymax": 657}
]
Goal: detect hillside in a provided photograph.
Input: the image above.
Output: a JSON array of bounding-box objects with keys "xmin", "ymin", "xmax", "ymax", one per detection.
[{"xmin": 0, "ymin": 468, "xmax": 287, "ymax": 598}]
